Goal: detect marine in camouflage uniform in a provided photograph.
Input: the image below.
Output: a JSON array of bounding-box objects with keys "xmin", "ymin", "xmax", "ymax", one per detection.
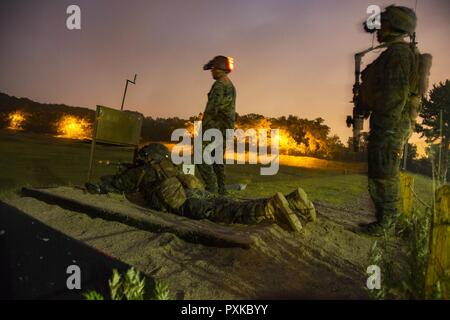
[
  {"xmin": 87, "ymin": 143, "xmax": 316, "ymax": 233},
  {"xmin": 356, "ymin": 6, "xmax": 423, "ymax": 234},
  {"xmin": 198, "ymin": 55, "xmax": 237, "ymax": 194}
]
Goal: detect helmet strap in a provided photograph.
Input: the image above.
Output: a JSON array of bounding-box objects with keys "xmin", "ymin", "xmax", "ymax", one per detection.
[{"xmin": 410, "ymin": 32, "xmax": 418, "ymax": 47}]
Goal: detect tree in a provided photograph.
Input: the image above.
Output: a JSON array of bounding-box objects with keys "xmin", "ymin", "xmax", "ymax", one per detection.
[{"xmin": 417, "ymin": 80, "xmax": 450, "ymax": 185}]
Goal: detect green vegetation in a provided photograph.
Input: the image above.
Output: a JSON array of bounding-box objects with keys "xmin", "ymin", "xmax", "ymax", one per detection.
[
  {"xmin": 0, "ymin": 130, "xmax": 365, "ymax": 206},
  {"xmin": 84, "ymin": 268, "xmax": 171, "ymax": 300},
  {"xmin": 227, "ymin": 163, "xmax": 433, "ymax": 208},
  {"xmin": 0, "ymin": 130, "xmax": 134, "ymax": 199},
  {"xmin": 0, "ymin": 130, "xmax": 433, "ymax": 209},
  {"xmin": 83, "ymin": 290, "xmax": 105, "ymax": 300},
  {"xmin": 154, "ymin": 281, "xmax": 171, "ymax": 300},
  {"xmin": 367, "ymin": 207, "xmax": 433, "ymax": 299},
  {"xmin": 367, "ymin": 179, "xmax": 447, "ymax": 299},
  {"xmin": 417, "ymin": 80, "xmax": 449, "ymax": 185}
]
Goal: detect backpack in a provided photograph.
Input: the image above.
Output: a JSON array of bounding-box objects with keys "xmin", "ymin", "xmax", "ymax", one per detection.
[{"xmin": 418, "ymin": 53, "xmax": 433, "ymax": 97}]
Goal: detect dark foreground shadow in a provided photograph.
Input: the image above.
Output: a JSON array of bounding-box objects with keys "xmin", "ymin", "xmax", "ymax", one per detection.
[{"xmin": 0, "ymin": 201, "xmax": 130, "ymax": 300}]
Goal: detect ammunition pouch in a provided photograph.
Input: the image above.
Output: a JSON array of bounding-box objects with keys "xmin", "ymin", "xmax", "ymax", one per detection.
[
  {"xmin": 146, "ymin": 158, "xmax": 208, "ymax": 212},
  {"xmin": 155, "ymin": 176, "xmax": 187, "ymax": 211},
  {"xmin": 176, "ymin": 174, "xmax": 205, "ymax": 190}
]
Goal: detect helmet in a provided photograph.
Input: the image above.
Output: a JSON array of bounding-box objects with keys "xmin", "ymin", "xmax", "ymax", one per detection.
[
  {"xmin": 203, "ymin": 55, "xmax": 234, "ymax": 72},
  {"xmin": 137, "ymin": 143, "xmax": 170, "ymax": 162},
  {"xmin": 381, "ymin": 5, "xmax": 417, "ymax": 35}
]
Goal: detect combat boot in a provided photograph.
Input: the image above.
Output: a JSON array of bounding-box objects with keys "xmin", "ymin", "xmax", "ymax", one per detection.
[
  {"xmin": 264, "ymin": 192, "xmax": 303, "ymax": 233},
  {"xmin": 285, "ymin": 188, "xmax": 317, "ymax": 222},
  {"xmin": 359, "ymin": 221, "xmax": 395, "ymax": 237}
]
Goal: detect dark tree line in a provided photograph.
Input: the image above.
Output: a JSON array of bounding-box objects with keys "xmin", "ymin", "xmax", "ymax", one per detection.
[
  {"xmin": 0, "ymin": 92, "xmax": 95, "ymax": 134},
  {"xmin": 0, "ymin": 92, "xmax": 348, "ymax": 160},
  {"xmin": 5, "ymin": 88, "xmax": 446, "ymax": 173},
  {"xmin": 416, "ymin": 80, "xmax": 449, "ymax": 184},
  {"xmin": 236, "ymin": 113, "xmax": 347, "ymax": 159}
]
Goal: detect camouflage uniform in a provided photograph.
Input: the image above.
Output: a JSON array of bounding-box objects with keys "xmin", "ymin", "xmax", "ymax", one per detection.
[
  {"xmin": 99, "ymin": 157, "xmax": 279, "ymax": 224},
  {"xmin": 198, "ymin": 75, "xmax": 236, "ymax": 194},
  {"xmin": 89, "ymin": 144, "xmax": 314, "ymax": 232},
  {"xmin": 357, "ymin": 6, "xmax": 421, "ymax": 226}
]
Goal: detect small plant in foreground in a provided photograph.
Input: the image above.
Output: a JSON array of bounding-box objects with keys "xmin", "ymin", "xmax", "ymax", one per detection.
[
  {"xmin": 154, "ymin": 280, "xmax": 171, "ymax": 300},
  {"xmin": 84, "ymin": 267, "xmax": 170, "ymax": 300},
  {"xmin": 83, "ymin": 290, "xmax": 105, "ymax": 300}
]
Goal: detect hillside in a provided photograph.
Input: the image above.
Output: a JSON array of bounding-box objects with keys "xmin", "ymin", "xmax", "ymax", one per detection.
[{"xmin": 0, "ymin": 92, "xmax": 96, "ymax": 134}]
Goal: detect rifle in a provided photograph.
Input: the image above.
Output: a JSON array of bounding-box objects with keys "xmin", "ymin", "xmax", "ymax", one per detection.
[{"xmin": 346, "ymin": 44, "xmax": 386, "ymax": 152}]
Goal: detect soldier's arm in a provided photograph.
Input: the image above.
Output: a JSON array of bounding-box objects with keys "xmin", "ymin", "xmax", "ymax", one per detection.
[
  {"xmin": 203, "ymin": 81, "xmax": 225, "ymax": 129},
  {"xmin": 217, "ymin": 96, "xmax": 235, "ymax": 130},
  {"xmin": 112, "ymin": 166, "xmax": 142, "ymax": 192},
  {"xmin": 207, "ymin": 81, "xmax": 225, "ymax": 116},
  {"xmin": 214, "ymin": 80, "xmax": 235, "ymax": 130}
]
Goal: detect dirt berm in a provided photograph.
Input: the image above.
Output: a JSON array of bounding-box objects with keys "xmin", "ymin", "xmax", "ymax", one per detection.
[{"xmin": 4, "ymin": 186, "xmax": 378, "ymax": 299}]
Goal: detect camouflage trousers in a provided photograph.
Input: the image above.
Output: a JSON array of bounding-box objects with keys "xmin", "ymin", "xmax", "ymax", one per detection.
[
  {"xmin": 197, "ymin": 163, "xmax": 224, "ymax": 194},
  {"xmin": 197, "ymin": 141, "xmax": 226, "ymax": 194},
  {"xmin": 368, "ymin": 130, "xmax": 409, "ymax": 224},
  {"xmin": 179, "ymin": 189, "xmax": 269, "ymax": 224}
]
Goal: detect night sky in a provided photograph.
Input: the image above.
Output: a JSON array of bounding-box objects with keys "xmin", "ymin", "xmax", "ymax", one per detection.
[{"xmin": 1, "ymin": 0, "xmax": 449, "ymax": 143}]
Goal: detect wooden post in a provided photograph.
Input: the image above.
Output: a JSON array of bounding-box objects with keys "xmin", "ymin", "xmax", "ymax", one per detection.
[
  {"xmin": 399, "ymin": 171, "xmax": 414, "ymax": 216},
  {"xmin": 87, "ymin": 107, "xmax": 100, "ymax": 182},
  {"xmin": 425, "ymin": 184, "xmax": 450, "ymax": 299}
]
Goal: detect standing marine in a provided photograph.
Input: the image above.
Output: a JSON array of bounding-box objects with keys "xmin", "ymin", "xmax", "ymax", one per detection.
[
  {"xmin": 353, "ymin": 5, "xmax": 432, "ymax": 235},
  {"xmin": 86, "ymin": 143, "xmax": 317, "ymax": 233},
  {"xmin": 198, "ymin": 55, "xmax": 237, "ymax": 194}
]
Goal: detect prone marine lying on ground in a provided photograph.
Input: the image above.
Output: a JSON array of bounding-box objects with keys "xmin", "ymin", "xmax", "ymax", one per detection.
[{"xmin": 85, "ymin": 143, "xmax": 316, "ymax": 233}]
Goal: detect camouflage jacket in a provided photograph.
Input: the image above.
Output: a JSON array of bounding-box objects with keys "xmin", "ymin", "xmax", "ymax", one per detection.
[
  {"xmin": 358, "ymin": 41, "xmax": 421, "ymax": 141},
  {"xmin": 202, "ymin": 76, "xmax": 236, "ymax": 133},
  {"xmin": 111, "ymin": 159, "xmax": 204, "ymax": 212}
]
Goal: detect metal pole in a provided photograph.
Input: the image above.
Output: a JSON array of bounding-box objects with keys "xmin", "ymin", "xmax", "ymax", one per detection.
[
  {"xmin": 120, "ymin": 74, "xmax": 137, "ymax": 111},
  {"xmin": 438, "ymin": 108, "xmax": 444, "ymax": 185},
  {"xmin": 87, "ymin": 107, "xmax": 100, "ymax": 182},
  {"xmin": 120, "ymin": 81, "xmax": 129, "ymax": 111},
  {"xmin": 403, "ymin": 142, "xmax": 409, "ymax": 170}
]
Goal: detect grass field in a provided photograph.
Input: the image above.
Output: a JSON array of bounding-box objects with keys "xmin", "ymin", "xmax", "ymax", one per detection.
[{"xmin": 0, "ymin": 129, "xmax": 434, "ymax": 209}]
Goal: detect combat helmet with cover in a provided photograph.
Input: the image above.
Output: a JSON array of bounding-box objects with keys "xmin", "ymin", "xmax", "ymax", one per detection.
[
  {"xmin": 203, "ymin": 55, "xmax": 234, "ymax": 73},
  {"xmin": 381, "ymin": 5, "xmax": 417, "ymax": 36},
  {"xmin": 137, "ymin": 143, "xmax": 170, "ymax": 163}
]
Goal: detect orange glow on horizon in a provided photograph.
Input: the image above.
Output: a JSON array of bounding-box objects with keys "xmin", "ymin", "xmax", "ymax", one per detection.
[
  {"xmin": 56, "ymin": 115, "xmax": 92, "ymax": 139},
  {"xmin": 184, "ymin": 117, "xmax": 317, "ymax": 156},
  {"xmin": 8, "ymin": 111, "xmax": 26, "ymax": 130},
  {"xmin": 237, "ymin": 119, "xmax": 317, "ymax": 156}
]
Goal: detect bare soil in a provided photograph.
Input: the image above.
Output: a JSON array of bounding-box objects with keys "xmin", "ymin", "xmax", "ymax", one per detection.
[{"xmin": 4, "ymin": 187, "xmax": 378, "ymax": 299}]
